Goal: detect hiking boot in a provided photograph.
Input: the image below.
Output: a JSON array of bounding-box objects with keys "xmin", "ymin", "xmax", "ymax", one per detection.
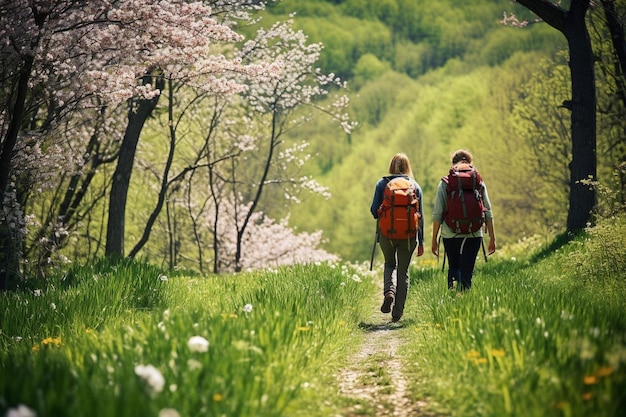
[
  {"xmin": 391, "ymin": 315, "xmax": 402, "ymax": 323},
  {"xmin": 380, "ymin": 292, "xmax": 394, "ymax": 314}
]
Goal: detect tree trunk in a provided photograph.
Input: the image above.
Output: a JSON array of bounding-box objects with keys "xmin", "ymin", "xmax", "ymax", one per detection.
[
  {"xmin": 0, "ymin": 55, "xmax": 34, "ymax": 289},
  {"xmin": 517, "ymin": 0, "xmax": 597, "ymax": 233},
  {"xmin": 565, "ymin": 2, "xmax": 597, "ymax": 232},
  {"xmin": 600, "ymin": 0, "xmax": 626, "ymax": 82},
  {"xmin": 105, "ymin": 73, "xmax": 164, "ymax": 257}
]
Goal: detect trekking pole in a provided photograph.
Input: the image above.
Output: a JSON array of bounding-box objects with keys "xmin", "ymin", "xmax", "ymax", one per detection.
[
  {"xmin": 481, "ymin": 239, "xmax": 488, "ymax": 262},
  {"xmin": 439, "ymin": 233, "xmax": 446, "ymax": 272},
  {"xmin": 370, "ymin": 220, "xmax": 379, "ymax": 271}
]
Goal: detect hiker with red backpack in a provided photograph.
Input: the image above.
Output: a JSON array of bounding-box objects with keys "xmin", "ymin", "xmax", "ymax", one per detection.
[
  {"xmin": 431, "ymin": 149, "xmax": 496, "ymax": 290},
  {"xmin": 370, "ymin": 153, "xmax": 424, "ymax": 322}
]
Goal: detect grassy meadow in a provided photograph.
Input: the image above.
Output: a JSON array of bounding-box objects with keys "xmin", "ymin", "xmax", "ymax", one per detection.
[{"xmin": 1, "ymin": 216, "xmax": 625, "ymax": 417}]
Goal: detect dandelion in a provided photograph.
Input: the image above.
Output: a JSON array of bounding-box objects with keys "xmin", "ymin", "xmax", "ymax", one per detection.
[
  {"xmin": 243, "ymin": 303, "xmax": 253, "ymax": 313},
  {"xmin": 5, "ymin": 404, "xmax": 37, "ymax": 417},
  {"xmin": 187, "ymin": 336, "xmax": 210, "ymax": 353},
  {"xmin": 213, "ymin": 393, "xmax": 224, "ymax": 402},
  {"xmin": 42, "ymin": 337, "xmax": 62, "ymax": 347},
  {"xmin": 134, "ymin": 364, "xmax": 165, "ymax": 394},
  {"xmin": 466, "ymin": 350, "xmax": 480, "ymax": 359},
  {"xmin": 187, "ymin": 359, "xmax": 202, "ymax": 371},
  {"xmin": 491, "ymin": 349, "xmax": 506, "ymax": 357},
  {"xmin": 595, "ymin": 366, "xmax": 614, "ymax": 377},
  {"xmin": 159, "ymin": 409, "xmax": 180, "ymax": 417},
  {"xmin": 583, "ymin": 375, "xmax": 598, "ymax": 385}
]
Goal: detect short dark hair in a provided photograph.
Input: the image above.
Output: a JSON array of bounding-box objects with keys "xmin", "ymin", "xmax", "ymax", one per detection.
[{"xmin": 451, "ymin": 149, "xmax": 473, "ymax": 165}]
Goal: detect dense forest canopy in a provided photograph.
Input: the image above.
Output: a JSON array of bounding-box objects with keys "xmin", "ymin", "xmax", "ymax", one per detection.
[
  {"xmin": 262, "ymin": 0, "xmax": 624, "ymax": 261},
  {"xmin": 1, "ymin": 0, "xmax": 623, "ymax": 280}
]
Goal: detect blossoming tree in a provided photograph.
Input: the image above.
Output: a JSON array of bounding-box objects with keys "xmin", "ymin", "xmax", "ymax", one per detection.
[
  {"xmin": 125, "ymin": 18, "xmax": 354, "ymax": 273},
  {"xmin": 0, "ymin": 1, "xmax": 353, "ymax": 284}
]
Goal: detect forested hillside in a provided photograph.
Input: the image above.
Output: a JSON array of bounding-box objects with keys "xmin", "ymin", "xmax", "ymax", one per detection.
[
  {"xmin": 262, "ymin": 0, "xmax": 624, "ymax": 261},
  {"xmin": 2, "ymin": 1, "xmax": 623, "ymax": 280}
]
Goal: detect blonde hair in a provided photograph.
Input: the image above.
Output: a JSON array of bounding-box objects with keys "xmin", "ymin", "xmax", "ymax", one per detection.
[
  {"xmin": 388, "ymin": 153, "xmax": 413, "ymax": 176},
  {"xmin": 451, "ymin": 149, "xmax": 473, "ymax": 165}
]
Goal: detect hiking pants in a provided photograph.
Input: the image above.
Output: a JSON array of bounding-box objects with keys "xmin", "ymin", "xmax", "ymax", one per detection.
[
  {"xmin": 443, "ymin": 237, "xmax": 482, "ymax": 290},
  {"xmin": 379, "ymin": 235, "xmax": 417, "ymax": 318}
]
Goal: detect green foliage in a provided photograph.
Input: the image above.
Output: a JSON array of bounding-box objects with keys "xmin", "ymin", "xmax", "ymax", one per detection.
[
  {"xmin": 292, "ymin": 15, "xmax": 392, "ymax": 79},
  {"xmin": 352, "ymin": 53, "xmax": 391, "ymax": 89},
  {"xmin": 0, "ymin": 261, "xmax": 375, "ymax": 417},
  {"xmin": 403, "ymin": 221, "xmax": 626, "ymax": 417},
  {"xmin": 0, "ymin": 258, "xmax": 168, "ymax": 348},
  {"xmin": 566, "ymin": 215, "xmax": 626, "ymax": 288},
  {"xmin": 3, "ymin": 222, "xmax": 625, "ymax": 416}
]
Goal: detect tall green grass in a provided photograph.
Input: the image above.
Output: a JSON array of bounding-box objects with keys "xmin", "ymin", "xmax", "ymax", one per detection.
[
  {"xmin": 0, "ymin": 260, "xmax": 375, "ymax": 417},
  {"xmin": 2, "ymin": 216, "xmax": 625, "ymax": 417},
  {"xmin": 404, "ymin": 216, "xmax": 626, "ymax": 417}
]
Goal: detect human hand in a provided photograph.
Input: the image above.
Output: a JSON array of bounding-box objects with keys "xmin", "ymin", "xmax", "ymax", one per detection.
[
  {"xmin": 431, "ymin": 240, "xmax": 438, "ymax": 256},
  {"xmin": 488, "ymin": 239, "xmax": 496, "ymax": 255}
]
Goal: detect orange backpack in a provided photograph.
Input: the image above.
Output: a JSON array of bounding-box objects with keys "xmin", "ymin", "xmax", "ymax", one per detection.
[{"xmin": 377, "ymin": 177, "xmax": 420, "ymax": 240}]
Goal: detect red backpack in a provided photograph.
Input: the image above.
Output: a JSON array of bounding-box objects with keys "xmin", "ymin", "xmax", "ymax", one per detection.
[
  {"xmin": 442, "ymin": 164, "xmax": 485, "ymax": 234},
  {"xmin": 377, "ymin": 177, "xmax": 420, "ymax": 240}
]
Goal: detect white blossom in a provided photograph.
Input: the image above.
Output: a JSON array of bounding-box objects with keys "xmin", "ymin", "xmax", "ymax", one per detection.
[
  {"xmin": 187, "ymin": 336, "xmax": 210, "ymax": 353},
  {"xmin": 134, "ymin": 364, "xmax": 165, "ymax": 394}
]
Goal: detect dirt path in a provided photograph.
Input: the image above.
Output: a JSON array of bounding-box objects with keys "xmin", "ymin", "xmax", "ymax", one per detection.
[{"xmin": 336, "ymin": 307, "xmax": 435, "ymax": 417}]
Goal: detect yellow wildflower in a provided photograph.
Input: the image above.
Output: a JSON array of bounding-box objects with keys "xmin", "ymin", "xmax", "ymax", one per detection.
[
  {"xmin": 491, "ymin": 349, "xmax": 505, "ymax": 357},
  {"xmin": 595, "ymin": 366, "xmax": 614, "ymax": 377},
  {"xmin": 42, "ymin": 337, "xmax": 62, "ymax": 346},
  {"xmin": 583, "ymin": 375, "xmax": 597, "ymax": 385},
  {"xmin": 213, "ymin": 393, "xmax": 224, "ymax": 402},
  {"xmin": 466, "ymin": 350, "xmax": 480, "ymax": 359}
]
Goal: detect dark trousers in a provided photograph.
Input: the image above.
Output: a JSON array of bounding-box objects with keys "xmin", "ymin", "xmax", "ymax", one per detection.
[{"xmin": 443, "ymin": 237, "xmax": 482, "ymax": 290}]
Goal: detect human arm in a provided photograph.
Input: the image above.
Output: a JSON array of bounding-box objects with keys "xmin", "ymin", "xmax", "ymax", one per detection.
[
  {"xmin": 431, "ymin": 220, "xmax": 441, "ymax": 256},
  {"xmin": 485, "ymin": 218, "xmax": 496, "ymax": 254},
  {"xmin": 370, "ymin": 179, "xmax": 386, "ymax": 218},
  {"xmin": 431, "ymin": 181, "xmax": 446, "ymax": 256},
  {"xmin": 481, "ymin": 183, "xmax": 496, "ymax": 254}
]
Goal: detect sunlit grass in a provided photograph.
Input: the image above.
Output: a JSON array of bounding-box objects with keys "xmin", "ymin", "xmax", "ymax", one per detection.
[
  {"xmin": 0, "ymin": 260, "xmax": 375, "ymax": 417},
  {"xmin": 403, "ymin": 216, "xmax": 626, "ymax": 417},
  {"xmin": 2, "ymin": 217, "xmax": 625, "ymax": 417}
]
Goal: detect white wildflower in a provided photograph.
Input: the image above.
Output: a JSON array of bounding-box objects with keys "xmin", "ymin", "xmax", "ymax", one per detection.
[
  {"xmin": 187, "ymin": 336, "xmax": 209, "ymax": 353},
  {"xmin": 159, "ymin": 408, "xmax": 180, "ymax": 417},
  {"xmin": 134, "ymin": 364, "xmax": 165, "ymax": 394}
]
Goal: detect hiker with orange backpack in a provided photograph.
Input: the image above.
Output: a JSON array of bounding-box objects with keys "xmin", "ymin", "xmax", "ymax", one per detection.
[
  {"xmin": 370, "ymin": 153, "xmax": 424, "ymax": 322},
  {"xmin": 431, "ymin": 149, "xmax": 496, "ymax": 290}
]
